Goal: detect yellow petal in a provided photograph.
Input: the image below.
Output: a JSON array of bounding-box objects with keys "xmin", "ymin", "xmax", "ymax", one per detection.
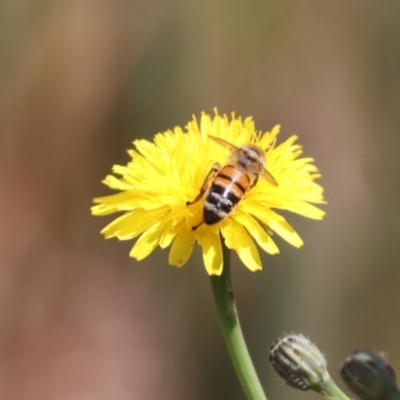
[
  {"xmin": 196, "ymin": 228, "xmax": 223, "ymax": 275},
  {"xmin": 103, "ymin": 174, "xmax": 133, "ymax": 191},
  {"xmin": 255, "ymin": 209, "xmax": 303, "ymax": 248},
  {"xmin": 221, "ymin": 221, "xmax": 262, "ymax": 272},
  {"xmin": 130, "ymin": 220, "xmax": 167, "ymax": 260},
  {"xmin": 259, "ymin": 125, "xmax": 281, "ymax": 149},
  {"xmin": 279, "ymin": 199, "xmax": 326, "ymax": 219},
  {"xmin": 233, "ymin": 210, "xmax": 279, "ymax": 255},
  {"xmin": 168, "ymin": 224, "xmax": 196, "ymax": 267},
  {"xmin": 248, "ymin": 196, "xmax": 325, "ymax": 220},
  {"xmin": 101, "ymin": 207, "xmax": 168, "ymax": 239},
  {"xmin": 159, "ymin": 218, "xmax": 184, "ymax": 249},
  {"xmin": 92, "ymin": 190, "xmax": 137, "ymax": 215}
]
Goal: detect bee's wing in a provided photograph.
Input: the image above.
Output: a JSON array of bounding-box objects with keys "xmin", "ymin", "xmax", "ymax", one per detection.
[
  {"xmin": 208, "ymin": 135, "xmax": 238, "ymax": 152},
  {"xmin": 261, "ymin": 168, "xmax": 278, "ymax": 187}
]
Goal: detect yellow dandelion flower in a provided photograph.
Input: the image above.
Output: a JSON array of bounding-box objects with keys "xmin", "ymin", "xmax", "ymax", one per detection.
[{"xmin": 91, "ymin": 111, "xmax": 325, "ymax": 275}]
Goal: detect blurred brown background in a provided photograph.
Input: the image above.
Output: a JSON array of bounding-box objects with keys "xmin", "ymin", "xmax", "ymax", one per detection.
[{"xmin": 1, "ymin": 1, "xmax": 400, "ymax": 399}]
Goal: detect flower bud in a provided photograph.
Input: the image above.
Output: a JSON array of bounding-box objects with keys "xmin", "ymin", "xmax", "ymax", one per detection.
[
  {"xmin": 340, "ymin": 350, "xmax": 400, "ymax": 400},
  {"xmin": 269, "ymin": 333, "xmax": 330, "ymax": 391}
]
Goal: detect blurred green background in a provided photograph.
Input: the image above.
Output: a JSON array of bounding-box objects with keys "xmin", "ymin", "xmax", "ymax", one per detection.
[{"xmin": 2, "ymin": 1, "xmax": 400, "ymax": 399}]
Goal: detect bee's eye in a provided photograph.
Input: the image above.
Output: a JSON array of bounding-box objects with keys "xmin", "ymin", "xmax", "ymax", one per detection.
[{"xmin": 246, "ymin": 154, "xmax": 256, "ymax": 162}]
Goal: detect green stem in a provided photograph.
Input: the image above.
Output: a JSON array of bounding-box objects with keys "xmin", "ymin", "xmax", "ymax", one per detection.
[
  {"xmin": 320, "ymin": 379, "xmax": 352, "ymax": 400},
  {"xmin": 209, "ymin": 242, "xmax": 268, "ymax": 400}
]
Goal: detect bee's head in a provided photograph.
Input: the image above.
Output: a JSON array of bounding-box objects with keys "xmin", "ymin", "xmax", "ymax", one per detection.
[{"xmin": 231, "ymin": 144, "xmax": 265, "ymax": 173}]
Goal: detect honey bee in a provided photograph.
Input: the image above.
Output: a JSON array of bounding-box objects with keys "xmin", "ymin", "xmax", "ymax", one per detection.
[{"xmin": 187, "ymin": 135, "xmax": 278, "ymax": 230}]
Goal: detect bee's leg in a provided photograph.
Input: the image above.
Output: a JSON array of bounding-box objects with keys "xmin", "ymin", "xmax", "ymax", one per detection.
[
  {"xmin": 191, "ymin": 221, "xmax": 204, "ymax": 231},
  {"xmin": 249, "ymin": 174, "xmax": 259, "ymax": 189},
  {"xmin": 187, "ymin": 163, "xmax": 221, "ymax": 231},
  {"xmin": 186, "ymin": 163, "xmax": 221, "ymax": 206}
]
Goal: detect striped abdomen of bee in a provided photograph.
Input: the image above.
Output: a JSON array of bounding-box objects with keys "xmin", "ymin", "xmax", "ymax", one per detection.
[{"xmin": 203, "ymin": 165, "xmax": 252, "ymax": 225}]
